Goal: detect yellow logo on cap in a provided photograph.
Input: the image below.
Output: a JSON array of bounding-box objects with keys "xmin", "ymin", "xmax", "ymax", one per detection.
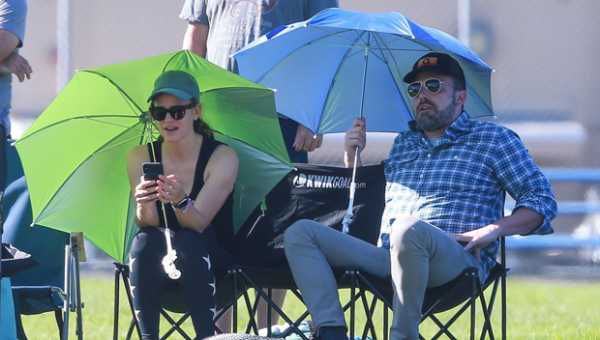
[{"xmin": 417, "ymin": 57, "xmax": 438, "ymax": 68}]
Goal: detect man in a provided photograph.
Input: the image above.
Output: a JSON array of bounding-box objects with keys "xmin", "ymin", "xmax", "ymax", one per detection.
[
  {"xmin": 0, "ymin": 1, "xmax": 30, "ymax": 336},
  {"xmin": 0, "ymin": 0, "xmax": 31, "ymax": 139},
  {"xmin": 180, "ymin": 0, "xmax": 338, "ymax": 163},
  {"xmin": 283, "ymin": 52, "xmax": 557, "ymax": 340}
]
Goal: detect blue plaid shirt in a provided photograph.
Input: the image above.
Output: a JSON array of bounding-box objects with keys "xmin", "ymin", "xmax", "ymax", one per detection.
[{"xmin": 379, "ymin": 112, "xmax": 557, "ymax": 280}]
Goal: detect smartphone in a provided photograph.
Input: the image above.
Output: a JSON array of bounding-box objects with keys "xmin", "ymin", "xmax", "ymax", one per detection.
[{"xmin": 142, "ymin": 162, "xmax": 163, "ymax": 181}]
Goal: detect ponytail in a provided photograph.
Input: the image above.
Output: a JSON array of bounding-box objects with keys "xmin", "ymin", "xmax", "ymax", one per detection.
[{"xmin": 193, "ymin": 118, "xmax": 213, "ymax": 138}]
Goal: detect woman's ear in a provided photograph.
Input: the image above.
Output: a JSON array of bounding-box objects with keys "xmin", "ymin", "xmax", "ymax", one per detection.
[{"xmin": 193, "ymin": 103, "xmax": 202, "ymax": 119}]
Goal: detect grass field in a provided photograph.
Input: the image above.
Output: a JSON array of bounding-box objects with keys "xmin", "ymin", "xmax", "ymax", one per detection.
[{"xmin": 17, "ymin": 274, "xmax": 600, "ymax": 339}]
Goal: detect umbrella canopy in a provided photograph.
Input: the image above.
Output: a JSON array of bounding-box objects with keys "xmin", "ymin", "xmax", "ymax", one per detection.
[
  {"xmin": 15, "ymin": 50, "xmax": 292, "ymax": 262},
  {"xmin": 234, "ymin": 8, "xmax": 494, "ymax": 134}
]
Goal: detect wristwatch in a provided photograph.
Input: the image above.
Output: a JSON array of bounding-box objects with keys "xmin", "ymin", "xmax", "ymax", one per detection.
[{"xmin": 173, "ymin": 195, "xmax": 192, "ymax": 211}]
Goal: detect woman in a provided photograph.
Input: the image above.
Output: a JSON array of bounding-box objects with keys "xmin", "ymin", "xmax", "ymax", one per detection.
[{"xmin": 126, "ymin": 70, "xmax": 238, "ymax": 339}]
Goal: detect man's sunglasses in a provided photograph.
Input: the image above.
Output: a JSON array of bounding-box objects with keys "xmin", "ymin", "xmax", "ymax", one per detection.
[
  {"xmin": 407, "ymin": 78, "xmax": 448, "ymax": 98},
  {"xmin": 149, "ymin": 103, "xmax": 195, "ymax": 121}
]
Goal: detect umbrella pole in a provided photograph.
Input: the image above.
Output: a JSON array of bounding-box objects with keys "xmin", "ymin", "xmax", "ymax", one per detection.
[
  {"xmin": 145, "ymin": 122, "xmax": 181, "ymax": 280},
  {"xmin": 342, "ymin": 32, "xmax": 371, "ymax": 234}
]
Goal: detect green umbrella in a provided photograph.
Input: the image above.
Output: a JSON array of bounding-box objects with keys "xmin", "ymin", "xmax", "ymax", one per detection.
[{"xmin": 15, "ymin": 50, "xmax": 293, "ymax": 263}]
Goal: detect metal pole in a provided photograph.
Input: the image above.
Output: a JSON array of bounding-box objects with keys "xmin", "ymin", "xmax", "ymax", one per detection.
[
  {"xmin": 57, "ymin": 0, "xmax": 72, "ymax": 92},
  {"xmin": 458, "ymin": 0, "xmax": 471, "ymax": 47},
  {"xmin": 62, "ymin": 243, "xmax": 70, "ymax": 340},
  {"xmin": 342, "ymin": 32, "xmax": 371, "ymax": 234}
]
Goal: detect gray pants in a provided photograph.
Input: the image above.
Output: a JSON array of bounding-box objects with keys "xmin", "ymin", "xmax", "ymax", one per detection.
[{"xmin": 283, "ymin": 217, "xmax": 481, "ymax": 340}]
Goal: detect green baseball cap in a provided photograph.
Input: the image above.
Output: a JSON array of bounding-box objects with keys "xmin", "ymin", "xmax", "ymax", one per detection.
[{"xmin": 147, "ymin": 70, "xmax": 200, "ymax": 102}]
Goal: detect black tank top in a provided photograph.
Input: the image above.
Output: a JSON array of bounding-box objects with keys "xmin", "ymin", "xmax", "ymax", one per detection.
[{"xmin": 147, "ymin": 136, "xmax": 234, "ymax": 234}]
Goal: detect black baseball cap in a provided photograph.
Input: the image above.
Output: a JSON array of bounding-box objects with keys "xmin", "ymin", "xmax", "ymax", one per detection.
[
  {"xmin": 403, "ymin": 52, "xmax": 465, "ymax": 89},
  {"xmin": 147, "ymin": 70, "xmax": 200, "ymax": 102}
]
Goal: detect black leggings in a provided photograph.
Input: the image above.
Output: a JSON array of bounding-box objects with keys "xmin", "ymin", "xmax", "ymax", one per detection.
[{"xmin": 129, "ymin": 227, "xmax": 215, "ymax": 339}]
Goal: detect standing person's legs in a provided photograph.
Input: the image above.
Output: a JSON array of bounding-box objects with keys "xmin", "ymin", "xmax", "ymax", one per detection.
[
  {"xmin": 256, "ymin": 288, "xmax": 286, "ymax": 329},
  {"xmin": 388, "ymin": 217, "xmax": 481, "ymax": 340},
  {"xmin": 283, "ymin": 219, "xmax": 390, "ymax": 334}
]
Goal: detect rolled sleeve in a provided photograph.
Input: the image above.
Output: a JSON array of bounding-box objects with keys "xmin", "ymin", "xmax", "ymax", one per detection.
[
  {"xmin": 179, "ymin": 0, "xmax": 208, "ymax": 25},
  {"xmin": 0, "ymin": 0, "xmax": 27, "ymax": 47},
  {"xmin": 493, "ymin": 129, "xmax": 557, "ymax": 235}
]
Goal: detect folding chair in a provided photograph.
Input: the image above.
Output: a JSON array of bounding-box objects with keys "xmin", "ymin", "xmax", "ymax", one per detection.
[
  {"xmin": 227, "ymin": 163, "xmax": 511, "ymax": 340},
  {"xmin": 112, "ymin": 262, "xmax": 249, "ymax": 340},
  {"xmin": 2, "ymin": 141, "xmax": 84, "ymax": 340},
  {"xmin": 219, "ymin": 164, "xmax": 387, "ymax": 338},
  {"xmin": 341, "ymin": 239, "xmax": 508, "ymax": 340}
]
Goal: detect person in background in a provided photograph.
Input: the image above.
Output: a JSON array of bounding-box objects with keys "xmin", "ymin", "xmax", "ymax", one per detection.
[
  {"xmin": 180, "ymin": 0, "xmax": 338, "ymax": 330},
  {"xmin": 0, "ymin": 0, "xmax": 31, "ymax": 139}
]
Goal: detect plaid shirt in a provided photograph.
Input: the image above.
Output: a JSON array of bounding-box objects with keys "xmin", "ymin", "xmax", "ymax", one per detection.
[{"xmin": 379, "ymin": 112, "xmax": 557, "ymax": 280}]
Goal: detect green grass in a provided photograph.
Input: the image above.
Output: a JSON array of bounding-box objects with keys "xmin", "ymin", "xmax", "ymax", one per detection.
[{"xmin": 18, "ymin": 275, "xmax": 600, "ymax": 339}]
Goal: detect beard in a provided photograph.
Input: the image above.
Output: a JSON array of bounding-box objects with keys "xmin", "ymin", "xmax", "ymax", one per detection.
[{"xmin": 415, "ymin": 97, "xmax": 458, "ymax": 132}]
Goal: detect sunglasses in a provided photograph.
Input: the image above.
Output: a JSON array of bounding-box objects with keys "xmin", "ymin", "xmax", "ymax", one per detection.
[
  {"xmin": 407, "ymin": 78, "xmax": 448, "ymax": 98},
  {"xmin": 149, "ymin": 103, "xmax": 195, "ymax": 121}
]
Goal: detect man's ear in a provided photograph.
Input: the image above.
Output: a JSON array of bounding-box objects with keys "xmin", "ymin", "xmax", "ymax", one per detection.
[{"xmin": 455, "ymin": 89, "xmax": 467, "ymax": 106}]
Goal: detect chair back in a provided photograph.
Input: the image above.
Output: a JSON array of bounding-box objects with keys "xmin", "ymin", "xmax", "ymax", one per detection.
[{"xmin": 1, "ymin": 142, "xmax": 68, "ymax": 313}]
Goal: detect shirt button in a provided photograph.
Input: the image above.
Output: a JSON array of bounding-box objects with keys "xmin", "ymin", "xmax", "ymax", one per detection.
[
  {"xmin": 420, "ymin": 174, "xmax": 424, "ymax": 178},
  {"xmin": 427, "ymin": 153, "xmax": 431, "ymax": 157}
]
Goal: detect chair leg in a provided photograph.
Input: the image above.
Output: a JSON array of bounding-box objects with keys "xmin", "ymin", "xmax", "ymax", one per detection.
[
  {"xmin": 71, "ymin": 243, "xmax": 84, "ymax": 340},
  {"xmin": 239, "ymin": 273, "xmax": 308, "ymax": 340},
  {"xmin": 54, "ymin": 309, "xmax": 64, "ymax": 340},
  {"xmin": 429, "ymin": 314, "xmax": 457, "ymax": 340},
  {"xmin": 501, "ymin": 272, "xmax": 507, "ymax": 340},
  {"xmin": 241, "ymin": 289, "xmax": 259, "ymax": 334},
  {"xmin": 477, "ymin": 281, "xmax": 496, "ymax": 340},
  {"xmin": 470, "ymin": 273, "xmax": 476, "ymax": 340},
  {"xmin": 232, "ymin": 269, "xmax": 238, "ymax": 332},
  {"xmin": 119, "ymin": 264, "xmax": 142, "ymax": 339},
  {"xmin": 350, "ymin": 271, "xmax": 356, "ymax": 340},
  {"xmin": 159, "ymin": 311, "xmax": 192, "ymax": 340},
  {"xmin": 267, "ymin": 288, "xmax": 272, "ymax": 337},
  {"xmin": 113, "ymin": 266, "xmax": 120, "ymax": 340},
  {"xmin": 383, "ymin": 303, "xmax": 389, "ymax": 340}
]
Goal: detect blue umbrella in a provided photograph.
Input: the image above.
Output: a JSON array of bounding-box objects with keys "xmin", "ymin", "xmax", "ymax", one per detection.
[
  {"xmin": 233, "ymin": 8, "xmax": 494, "ymax": 135},
  {"xmin": 234, "ymin": 8, "xmax": 494, "ymax": 232}
]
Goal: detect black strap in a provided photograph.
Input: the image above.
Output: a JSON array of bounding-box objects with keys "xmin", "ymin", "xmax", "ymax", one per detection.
[
  {"xmin": 145, "ymin": 136, "xmax": 223, "ymax": 229},
  {"xmin": 189, "ymin": 136, "xmax": 222, "ymax": 199}
]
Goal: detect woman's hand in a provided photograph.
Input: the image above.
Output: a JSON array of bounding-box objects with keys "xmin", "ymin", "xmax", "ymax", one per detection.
[
  {"xmin": 156, "ymin": 174, "xmax": 186, "ymax": 204},
  {"xmin": 134, "ymin": 176, "xmax": 159, "ymax": 204}
]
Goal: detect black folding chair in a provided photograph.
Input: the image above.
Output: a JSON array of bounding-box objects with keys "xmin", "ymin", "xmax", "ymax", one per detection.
[
  {"xmin": 225, "ymin": 163, "xmax": 510, "ymax": 340},
  {"xmin": 2, "ymin": 140, "xmax": 84, "ymax": 340},
  {"xmin": 112, "ymin": 262, "xmax": 256, "ymax": 340},
  {"xmin": 341, "ymin": 238, "xmax": 508, "ymax": 340}
]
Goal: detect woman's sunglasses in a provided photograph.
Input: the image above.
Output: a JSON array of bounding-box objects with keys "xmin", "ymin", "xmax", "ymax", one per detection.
[
  {"xmin": 149, "ymin": 103, "xmax": 195, "ymax": 121},
  {"xmin": 407, "ymin": 78, "xmax": 448, "ymax": 98}
]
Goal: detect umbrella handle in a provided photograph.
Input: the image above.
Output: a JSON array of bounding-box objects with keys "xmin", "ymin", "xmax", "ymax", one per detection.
[
  {"xmin": 342, "ymin": 147, "xmax": 360, "ymax": 234},
  {"xmin": 162, "ymin": 227, "xmax": 181, "ymax": 280},
  {"xmin": 160, "ymin": 203, "xmax": 181, "ymax": 280}
]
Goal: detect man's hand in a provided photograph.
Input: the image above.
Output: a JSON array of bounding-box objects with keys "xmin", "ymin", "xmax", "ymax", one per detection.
[
  {"xmin": 293, "ymin": 124, "xmax": 323, "ymax": 152},
  {"xmin": 0, "ymin": 51, "xmax": 32, "ymax": 82},
  {"xmin": 452, "ymin": 224, "xmax": 501, "ymax": 261},
  {"xmin": 345, "ymin": 118, "xmax": 366, "ymax": 153}
]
